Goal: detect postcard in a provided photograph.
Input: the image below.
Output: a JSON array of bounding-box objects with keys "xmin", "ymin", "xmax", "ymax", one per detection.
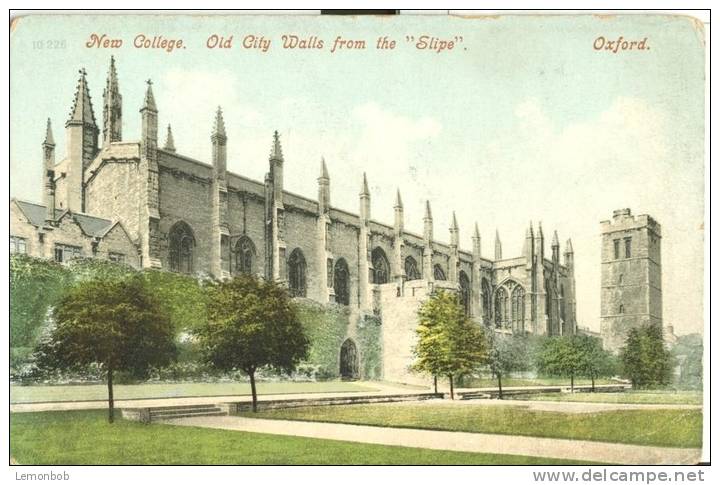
[{"xmin": 9, "ymin": 11, "xmax": 707, "ymax": 469}]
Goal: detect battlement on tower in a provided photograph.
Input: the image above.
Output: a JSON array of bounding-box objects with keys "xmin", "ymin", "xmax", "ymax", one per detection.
[{"xmin": 600, "ymin": 208, "xmax": 662, "ymax": 237}]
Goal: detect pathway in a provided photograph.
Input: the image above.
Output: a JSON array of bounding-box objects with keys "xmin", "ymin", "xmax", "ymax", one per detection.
[{"xmin": 163, "ymin": 415, "xmax": 702, "ymax": 465}]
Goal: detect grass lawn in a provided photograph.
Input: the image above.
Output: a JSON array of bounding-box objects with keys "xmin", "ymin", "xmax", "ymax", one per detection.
[
  {"xmin": 521, "ymin": 391, "xmax": 703, "ymax": 405},
  {"xmin": 241, "ymin": 402, "xmax": 702, "ymax": 448},
  {"xmin": 463, "ymin": 377, "xmax": 616, "ymax": 388},
  {"xmin": 10, "ymin": 381, "xmax": 378, "ymax": 404},
  {"xmin": 9, "ymin": 410, "xmax": 593, "ymax": 465}
]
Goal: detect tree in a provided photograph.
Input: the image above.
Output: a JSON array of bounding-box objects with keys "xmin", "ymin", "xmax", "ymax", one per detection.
[
  {"xmin": 576, "ymin": 334, "xmax": 617, "ymax": 391},
  {"xmin": 620, "ymin": 324, "xmax": 673, "ymax": 389},
  {"xmin": 535, "ymin": 336, "xmax": 585, "ymax": 392},
  {"xmin": 10, "ymin": 255, "xmax": 71, "ymax": 366},
  {"xmin": 671, "ymin": 333, "xmax": 703, "ymax": 390},
  {"xmin": 34, "ymin": 275, "xmax": 177, "ymax": 423},
  {"xmin": 413, "ymin": 290, "xmax": 487, "ymax": 398},
  {"xmin": 194, "ymin": 275, "xmax": 309, "ymax": 412},
  {"xmin": 485, "ymin": 333, "xmax": 532, "ymax": 399}
]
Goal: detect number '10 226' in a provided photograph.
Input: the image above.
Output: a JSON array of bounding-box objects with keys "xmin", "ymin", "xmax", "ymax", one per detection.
[{"xmin": 32, "ymin": 40, "xmax": 66, "ymax": 49}]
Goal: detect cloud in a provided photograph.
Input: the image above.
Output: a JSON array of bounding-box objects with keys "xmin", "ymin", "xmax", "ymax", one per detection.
[
  {"xmin": 463, "ymin": 96, "xmax": 701, "ymax": 334},
  {"xmin": 154, "ymin": 69, "xmax": 261, "ymax": 160}
]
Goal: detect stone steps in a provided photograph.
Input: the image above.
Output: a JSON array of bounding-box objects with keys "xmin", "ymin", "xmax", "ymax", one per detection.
[{"xmin": 151, "ymin": 405, "xmax": 226, "ymax": 421}]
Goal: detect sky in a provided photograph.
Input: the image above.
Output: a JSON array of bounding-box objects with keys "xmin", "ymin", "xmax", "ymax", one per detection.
[{"xmin": 10, "ymin": 14, "xmax": 706, "ymax": 335}]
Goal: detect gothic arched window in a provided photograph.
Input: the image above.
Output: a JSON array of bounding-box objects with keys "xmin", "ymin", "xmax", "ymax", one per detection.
[
  {"xmin": 404, "ymin": 256, "xmax": 420, "ymax": 281},
  {"xmin": 511, "ymin": 285, "xmax": 526, "ymax": 332},
  {"xmin": 371, "ymin": 247, "xmax": 390, "ymax": 284},
  {"xmin": 545, "ymin": 278, "xmax": 552, "ymax": 316},
  {"xmin": 168, "ymin": 221, "xmax": 195, "ymax": 274},
  {"xmin": 560, "ymin": 284, "xmax": 566, "ymax": 321},
  {"xmin": 433, "ymin": 264, "xmax": 447, "ymax": 281},
  {"xmin": 481, "ymin": 278, "xmax": 491, "ymax": 325},
  {"xmin": 233, "ymin": 236, "xmax": 256, "ymax": 275},
  {"xmin": 495, "ymin": 287, "xmax": 508, "ymax": 329},
  {"xmin": 334, "ymin": 258, "xmax": 350, "ymax": 305},
  {"xmin": 288, "ymin": 249, "xmax": 307, "ymax": 297},
  {"xmin": 459, "ymin": 271, "xmax": 471, "ymax": 316}
]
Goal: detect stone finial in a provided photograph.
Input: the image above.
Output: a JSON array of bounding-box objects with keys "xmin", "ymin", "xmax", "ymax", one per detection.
[
  {"xmin": 212, "ymin": 106, "xmax": 226, "ymax": 139},
  {"xmin": 43, "ymin": 118, "xmax": 55, "ymax": 147},
  {"xmin": 142, "ymin": 79, "xmax": 157, "ymax": 112},
  {"xmin": 552, "ymin": 230, "xmax": 560, "ymax": 247},
  {"xmin": 450, "ymin": 211, "xmax": 458, "ymax": 231},
  {"xmin": 424, "ymin": 200, "xmax": 433, "ymax": 221},
  {"xmin": 494, "ymin": 229, "xmax": 502, "ymax": 260},
  {"xmin": 565, "ymin": 238, "xmax": 574, "ymax": 254},
  {"xmin": 67, "ymin": 67, "xmax": 97, "ymax": 126},
  {"xmin": 320, "ymin": 157, "xmax": 329, "ymax": 179},
  {"xmin": 394, "ymin": 188, "xmax": 403, "ymax": 209},
  {"xmin": 526, "ymin": 220, "xmax": 534, "ymax": 238},
  {"xmin": 270, "ymin": 130, "xmax": 283, "ymax": 161},
  {"xmin": 360, "ymin": 172, "xmax": 370, "ymax": 197},
  {"xmin": 473, "ymin": 222, "xmax": 480, "ymax": 240},
  {"xmin": 164, "ymin": 124, "xmax": 176, "ymax": 152}
]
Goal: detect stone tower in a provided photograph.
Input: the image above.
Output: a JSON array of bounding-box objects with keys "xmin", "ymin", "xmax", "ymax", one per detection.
[
  {"xmin": 600, "ymin": 208, "xmax": 662, "ymax": 352},
  {"xmin": 63, "ymin": 68, "xmax": 99, "ymax": 212}
]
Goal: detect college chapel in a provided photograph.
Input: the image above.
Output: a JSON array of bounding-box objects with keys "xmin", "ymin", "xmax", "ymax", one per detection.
[{"xmin": 10, "ymin": 57, "xmax": 578, "ymax": 383}]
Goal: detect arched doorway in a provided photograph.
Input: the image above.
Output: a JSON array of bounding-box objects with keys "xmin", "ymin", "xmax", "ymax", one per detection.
[{"xmin": 340, "ymin": 338, "xmax": 359, "ymax": 380}]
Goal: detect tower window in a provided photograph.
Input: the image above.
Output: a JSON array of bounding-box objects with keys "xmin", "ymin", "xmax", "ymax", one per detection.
[
  {"xmin": 613, "ymin": 239, "xmax": 620, "ymax": 259},
  {"xmin": 624, "ymin": 237, "xmax": 632, "ymax": 258},
  {"xmin": 618, "ymin": 274, "xmax": 624, "ymax": 285},
  {"xmin": 619, "ymin": 304, "xmax": 624, "ymax": 314}
]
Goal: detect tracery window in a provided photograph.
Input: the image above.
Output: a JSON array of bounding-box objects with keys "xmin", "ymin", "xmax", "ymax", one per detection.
[
  {"xmin": 288, "ymin": 248, "xmax": 307, "ymax": 297},
  {"xmin": 459, "ymin": 271, "xmax": 471, "ymax": 316},
  {"xmin": 495, "ymin": 287, "xmax": 509, "ymax": 329},
  {"xmin": 404, "ymin": 256, "xmax": 420, "ymax": 281},
  {"xmin": 481, "ymin": 278, "xmax": 491, "ymax": 324},
  {"xmin": 169, "ymin": 222, "xmax": 195, "ymax": 274},
  {"xmin": 371, "ymin": 247, "xmax": 390, "ymax": 284},
  {"xmin": 234, "ymin": 236, "xmax": 256, "ymax": 275},
  {"xmin": 334, "ymin": 258, "xmax": 350, "ymax": 305},
  {"xmin": 511, "ymin": 286, "xmax": 526, "ymax": 332}
]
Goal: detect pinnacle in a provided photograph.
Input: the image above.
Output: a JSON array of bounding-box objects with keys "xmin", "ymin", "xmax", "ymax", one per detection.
[
  {"xmin": 473, "ymin": 222, "xmax": 480, "ymax": 239},
  {"xmin": 67, "ymin": 67, "xmax": 97, "ymax": 126},
  {"xmin": 213, "ymin": 106, "xmax": 226, "ymax": 138},
  {"xmin": 360, "ymin": 173, "xmax": 370, "ymax": 196},
  {"xmin": 164, "ymin": 124, "xmax": 176, "ymax": 152},
  {"xmin": 320, "ymin": 157, "xmax": 329, "ymax": 179},
  {"xmin": 142, "ymin": 79, "xmax": 157, "ymax": 112},
  {"xmin": 424, "ymin": 200, "xmax": 433, "ymax": 220},
  {"xmin": 565, "ymin": 238, "xmax": 574, "ymax": 253},
  {"xmin": 43, "ymin": 118, "xmax": 55, "ymax": 146},
  {"xmin": 450, "ymin": 211, "xmax": 458, "ymax": 231},
  {"xmin": 270, "ymin": 130, "xmax": 283, "ymax": 161},
  {"xmin": 394, "ymin": 188, "xmax": 403, "ymax": 209}
]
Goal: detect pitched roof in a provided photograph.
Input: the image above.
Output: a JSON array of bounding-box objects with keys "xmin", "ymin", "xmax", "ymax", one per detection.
[{"xmin": 14, "ymin": 199, "xmax": 113, "ymax": 237}]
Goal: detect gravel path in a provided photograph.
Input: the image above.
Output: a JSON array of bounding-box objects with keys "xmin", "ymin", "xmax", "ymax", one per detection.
[{"xmin": 163, "ymin": 415, "xmax": 701, "ymax": 465}]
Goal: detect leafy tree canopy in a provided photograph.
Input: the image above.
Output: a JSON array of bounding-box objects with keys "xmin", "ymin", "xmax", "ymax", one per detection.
[
  {"xmin": 413, "ymin": 290, "xmax": 487, "ymax": 392},
  {"xmin": 194, "ymin": 275, "xmax": 309, "ymax": 411},
  {"xmin": 620, "ymin": 324, "xmax": 673, "ymax": 389},
  {"xmin": 34, "ymin": 275, "xmax": 177, "ymax": 421}
]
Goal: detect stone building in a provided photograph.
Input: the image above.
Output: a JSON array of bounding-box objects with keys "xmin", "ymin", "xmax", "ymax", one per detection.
[
  {"xmin": 10, "ymin": 57, "xmax": 578, "ymax": 383},
  {"xmin": 600, "ymin": 209, "xmax": 663, "ymax": 352}
]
